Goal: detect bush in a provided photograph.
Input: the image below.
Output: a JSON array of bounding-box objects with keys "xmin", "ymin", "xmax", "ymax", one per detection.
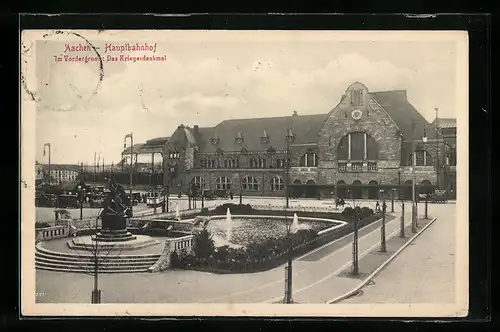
[
  {"xmin": 200, "ymin": 207, "xmax": 209, "ymax": 216},
  {"xmin": 193, "ymin": 229, "xmax": 215, "ymax": 259},
  {"xmin": 170, "ymin": 251, "xmax": 181, "ymax": 268},
  {"xmin": 361, "ymin": 207, "xmax": 374, "ymax": 218},
  {"xmin": 213, "ymin": 203, "xmax": 253, "ymax": 215},
  {"xmin": 342, "ymin": 207, "xmax": 354, "ymax": 218}
]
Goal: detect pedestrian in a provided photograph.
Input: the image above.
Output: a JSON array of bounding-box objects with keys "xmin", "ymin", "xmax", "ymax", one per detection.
[
  {"xmin": 375, "ymin": 201, "xmax": 380, "ymax": 213},
  {"xmin": 230, "ymin": 191, "xmax": 233, "ymax": 200}
]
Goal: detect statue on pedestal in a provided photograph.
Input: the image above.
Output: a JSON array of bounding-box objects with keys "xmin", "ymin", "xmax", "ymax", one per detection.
[{"xmin": 97, "ymin": 179, "xmax": 135, "ymax": 242}]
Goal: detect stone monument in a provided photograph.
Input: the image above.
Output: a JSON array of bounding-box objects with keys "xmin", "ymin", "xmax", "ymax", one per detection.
[{"xmin": 94, "ymin": 180, "xmax": 136, "ymax": 242}]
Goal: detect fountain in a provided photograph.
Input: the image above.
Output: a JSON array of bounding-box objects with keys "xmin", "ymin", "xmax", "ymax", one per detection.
[
  {"xmin": 226, "ymin": 208, "xmax": 232, "ymax": 242},
  {"xmin": 289, "ymin": 213, "xmax": 310, "ymax": 234}
]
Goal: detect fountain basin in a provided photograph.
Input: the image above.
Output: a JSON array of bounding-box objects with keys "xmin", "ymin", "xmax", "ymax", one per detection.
[{"xmin": 205, "ymin": 215, "xmax": 347, "ymax": 248}]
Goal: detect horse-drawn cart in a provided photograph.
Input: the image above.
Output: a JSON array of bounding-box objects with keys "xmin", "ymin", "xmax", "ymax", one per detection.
[{"xmin": 428, "ymin": 190, "xmax": 448, "ymax": 203}]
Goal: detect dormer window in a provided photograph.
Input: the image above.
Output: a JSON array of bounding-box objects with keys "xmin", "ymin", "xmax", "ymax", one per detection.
[
  {"xmin": 267, "ymin": 146, "xmax": 276, "ymax": 155},
  {"xmin": 216, "ymin": 148, "xmax": 224, "ymax": 156},
  {"xmin": 286, "ymin": 128, "xmax": 295, "ymax": 142},
  {"xmin": 211, "ymin": 136, "xmax": 219, "ymax": 145},
  {"xmin": 260, "ymin": 130, "xmax": 269, "ymax": 144},
  {"xmin": 235, "ymin": 132, "xmax": 244, "ymax": 144},
  {"xmin": 240, "ymin": 147, "xmax": 248, "ymax": 155}
]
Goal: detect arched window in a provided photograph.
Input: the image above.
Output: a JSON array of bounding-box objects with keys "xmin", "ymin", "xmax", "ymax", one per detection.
[
  {"xmin": 300, "ymin": 151, "xmax": 319, "ymax": 167},
  {"xmin": 216, "ymin": 177, "xmax": 231, "ymax": 190},
  {"xmin": 408, "ymin": 150, "xmax": 433, "ymax": 166},
  {"xmin": 337, "ymin": 132, "xmax": 378, "ymax": 160},
  {"xmin": 242, "ymin": 176, "xmax": 259, "ymax": 191},
  {"xmin": 270, "ymin": 176, "xmax": 284, "ymax": 191},
  {"xmin": 191, "ymin": 176, "xmax": 205, "ymax": 189}
]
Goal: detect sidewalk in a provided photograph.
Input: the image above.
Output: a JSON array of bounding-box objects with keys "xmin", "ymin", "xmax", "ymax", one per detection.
[{"xmin": 340, "ymin": 204, "xmax": 455, "ymax": 304}]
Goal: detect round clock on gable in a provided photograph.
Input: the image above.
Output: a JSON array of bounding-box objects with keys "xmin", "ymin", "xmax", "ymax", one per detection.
[{"xmin": 351, "ymin": 109, "xmax": 363, "ymax": 120}]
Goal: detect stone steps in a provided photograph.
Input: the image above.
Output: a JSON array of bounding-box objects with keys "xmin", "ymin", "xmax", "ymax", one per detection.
[
  {"xmin": 35, "ymin": 250, "xmax": 158, "ymax": 263},
  {"xmin": 35, "ymin": 242, "xmax": 161, "ymax": 274}
]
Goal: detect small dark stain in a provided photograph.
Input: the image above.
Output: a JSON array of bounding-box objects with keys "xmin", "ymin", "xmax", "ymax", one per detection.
[{"xmin": 20, "ymin": 72, "xmax": 37, "ymax": 102}]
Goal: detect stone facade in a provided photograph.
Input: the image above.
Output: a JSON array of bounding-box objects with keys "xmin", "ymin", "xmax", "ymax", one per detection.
[{"xmin": 160, "ymin": 82, "xmax": 455, "ymax": 198}]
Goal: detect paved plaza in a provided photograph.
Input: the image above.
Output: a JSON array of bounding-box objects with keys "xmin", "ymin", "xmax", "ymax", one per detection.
[{"xmin": 35, "ymin": 197, "xmax": 456, "ymax": 304}]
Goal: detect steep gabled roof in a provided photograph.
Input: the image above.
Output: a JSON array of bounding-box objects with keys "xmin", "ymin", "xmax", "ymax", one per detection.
[
  {"xmin": 371, "ymin": 90, "xmax": 431, "ymax": 140},
  {"xmin": 196, "ymin": 114, "xmax": 328, "ymax": 153}
]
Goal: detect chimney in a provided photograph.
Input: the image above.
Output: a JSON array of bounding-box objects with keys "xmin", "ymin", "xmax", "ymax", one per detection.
[{"xmin": 292, "ymin": 111, "xmax": 298, "ymax": 116}]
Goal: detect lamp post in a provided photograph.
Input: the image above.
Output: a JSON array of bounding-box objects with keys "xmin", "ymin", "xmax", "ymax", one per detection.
[
  {"xmin": 349, "ymin": 189, "xmax": 359, "ymax": 275},
  {"xmin": 391, "ymin": 188, "xmax": 395, "ymax": 213},
  {"xmin": 285, "ymin": 125, "xmax": 293, "ymax": 209},
  {"xmin": 284, "ymin": 215, "xmax": 294, "ymax": 303},
  {"xmin": 398, "ymin": 169, "xmax": 405, "ymax": 238},
  {"xmin": 124, "ymin": 133, "xmax": 134, "ymax": 216},
  {"xmin": 77, "ymin": 184, "xmax": 84, "ymax": 220},
  {"xmin": 91, "ymin": 215, "xmax": 101, "ymax": 304},
  {"xmin": 379, "ymin": 189, "xmax": 387, "ymax": 252},
  {"xmin": 43, "ymin": 143, "xmax": 51, "ymax": 185}
]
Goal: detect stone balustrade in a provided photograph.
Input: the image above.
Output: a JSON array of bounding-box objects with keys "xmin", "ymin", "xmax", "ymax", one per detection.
[
  {"xmin": 36, "ymin": 225, "xmax": 69, "ymax": 242},
  {"xmin": 148, "ymin": 234, "xmax": 195, "ymax": 272}
]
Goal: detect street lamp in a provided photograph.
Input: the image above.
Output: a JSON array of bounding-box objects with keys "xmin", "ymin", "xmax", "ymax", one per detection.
[
  {"xmin": 411, "ymin": 124, "xmax": 427, "ymax": 233},
  {"xmin": 285, "ymin": 125, "xmax": 293, "ymax": 209},
  {"xmin": 284, "ymin": 215, "xmax": 294, "ymax": 303},
  {"xmin": 391, "ymin": 188, "xmax": 396, "ymax": 213},
  {"xmin": 379, "ymin": 189, "xmax": 387, "ymax": 252},
  {"xmin": 398, "ymin": 169, "xmax": 405, "ymax": 238},
  {"xmin": 43, "ymin": 143, "xmax": 51, "ymax": 185},
  {"xmin": 77, "ymin": 184, "xmax": 85, "ymax": 220},
  {"xmin": 124, "ymin": 133, "xmax": 134, "ymax": 216}
]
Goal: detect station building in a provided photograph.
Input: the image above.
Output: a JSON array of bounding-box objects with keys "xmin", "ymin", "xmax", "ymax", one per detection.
[{"xmin": 136, "ymin": 82, "xmax": 457, "ymax": 200}]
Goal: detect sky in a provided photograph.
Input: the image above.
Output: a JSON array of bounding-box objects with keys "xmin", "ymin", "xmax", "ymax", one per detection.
[{"xmin": 30, "ymin": 31, "xmax": 464, "ymax": 165}]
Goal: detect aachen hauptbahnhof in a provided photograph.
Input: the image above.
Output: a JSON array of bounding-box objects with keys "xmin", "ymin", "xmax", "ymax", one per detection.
[{"xmin": 93, "ymin": 82, "xmax": 457, "ymax": 200}]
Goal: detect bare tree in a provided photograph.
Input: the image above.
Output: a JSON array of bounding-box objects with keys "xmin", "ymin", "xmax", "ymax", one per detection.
[{"xmin": 68, "ymin": 209, "xmax": 124, "ymax": 304}]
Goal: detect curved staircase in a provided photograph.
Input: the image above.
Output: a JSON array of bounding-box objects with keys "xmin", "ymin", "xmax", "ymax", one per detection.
[{"xmin": 35, "ymin": 243, "xmax": 161, "ymax": 273}]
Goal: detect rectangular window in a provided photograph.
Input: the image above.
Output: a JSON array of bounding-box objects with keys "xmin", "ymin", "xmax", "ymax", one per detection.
[
  {"xmin": 249, "ymin": 159, "xmax": 254, "ymax": 168},
  {"xmin": 350, "ymin": 133, "xmax": 365, "ymax": 160},
  {"xmin": 415, "ymin": 151, "xmax": 425, "ymax": 166}
]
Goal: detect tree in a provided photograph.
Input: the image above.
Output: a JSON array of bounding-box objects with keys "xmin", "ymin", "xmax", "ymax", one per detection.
[{"xmin": 193, "ymin": 229, "xmax": 215, "ymax": 260}]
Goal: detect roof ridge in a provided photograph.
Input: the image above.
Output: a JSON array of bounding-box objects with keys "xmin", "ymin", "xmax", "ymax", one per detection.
[
  {"xmin": 219, "ymin": 113, "xmax": 326, "ymax": 122},
  {"xmin": 371, "ymin": 89, "xmax": 407, "ymax": 94}
]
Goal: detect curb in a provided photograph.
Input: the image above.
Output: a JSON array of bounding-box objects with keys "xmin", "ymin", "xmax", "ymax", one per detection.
[{"xmin": 326, "ymin": 217, "xmax": 437, "ymax": 304}]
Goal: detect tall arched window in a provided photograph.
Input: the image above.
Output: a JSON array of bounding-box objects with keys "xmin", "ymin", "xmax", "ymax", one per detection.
[
  {"xmin": 300, "ymin": 151, "xmax": 319, "ymax": 167},
  {"xmin": 337, "ymin": 132, "xmax": 379, "ymax": 160},
  {"xmin": 408, "ymin": 150, "xmax": 433, "ymax": 166},
  {"xmin": 216, "ymin": 176, "xmax": 231, "ymax": 190},
  {"xmin": 270, "ymin": 176, "xmax": 284, "ymax": 191},
  {"xmin": 242, "ymin": 176, "xmax": 259, "ymax": 191},
  {"xmin": 191, "ymin": 176, "xmax": 205, "ymax": 189}
]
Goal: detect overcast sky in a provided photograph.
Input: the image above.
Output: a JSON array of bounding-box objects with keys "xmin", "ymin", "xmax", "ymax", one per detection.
[{"xmin": 31, "ymin": 31, "xmax": 464, "ymax": 165}]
